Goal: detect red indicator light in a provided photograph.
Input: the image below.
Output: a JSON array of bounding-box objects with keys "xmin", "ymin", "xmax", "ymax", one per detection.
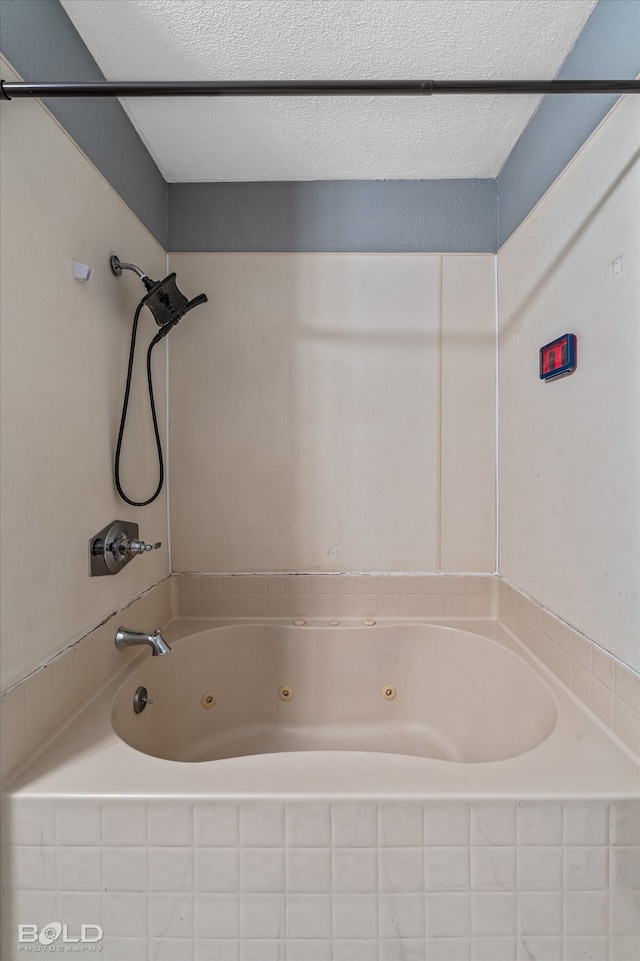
[{"xmin": 540, "ymin": 334, "xmax": 576, "ymax": 380}]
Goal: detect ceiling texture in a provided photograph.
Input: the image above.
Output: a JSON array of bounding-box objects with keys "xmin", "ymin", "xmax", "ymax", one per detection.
[{"xmin": 60, "ymin": 0, "xmax": 599, "ymax": 182}]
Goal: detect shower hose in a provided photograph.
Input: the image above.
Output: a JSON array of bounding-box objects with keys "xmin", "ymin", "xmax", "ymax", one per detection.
[{"xmin": 114, "ymin": 300, "xmax": 174, "ymax": 506}]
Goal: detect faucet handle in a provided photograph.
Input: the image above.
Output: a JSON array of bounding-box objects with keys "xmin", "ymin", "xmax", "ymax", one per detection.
[{"xmin": 124, "ymin": 539, "xmax": 162, "ymax": 556}]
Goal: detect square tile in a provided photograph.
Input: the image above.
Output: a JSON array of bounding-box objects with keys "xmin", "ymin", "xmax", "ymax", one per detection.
[
  {"xmin": 103, "ymin": 847, "xmax": 148, "ymax": 892},
  {"xmin": 286, "ymin": 802, "xmax": 331, "ymax": 847},
  {"xmin": 194, "ymin": 802, "xmax": 239, "ymax": 846},
  {"xmin": 239, "ymin": 893, "xmax": 285, "ymax": 939},
  {"xmin": 103, "ymin": 802, "xmax": 147, "ymax": 846},
  {"xmin": 611, "ymin": 802, "xmax": 640, "ymax": 846},
  {"xmin": 195, "ymin": 847, "xmax": 239, "ymax": 893},
  {"xmin": 592, "ymin": 646, "xmax": 615, "ymax": 690},
  {"xmin": 194, "ymin": 894, "xmax": 240, "ymax": 939},
  {"xmin": 517, "ymin": 892, "xmax": 563, "ymax": 936},
  {"xmin": 11, "ymin": 888, "xmax": 59, "ymax": 929},
  {"xmin": 240, "ymin": 848, "xmax": 285, "ymax": 893},
  {"xmin": 611, "ymin": 891, "xmax": 640, "ymax": 935},
  {"xmin": 380, "ymin": 847, "xmax": 424, "ymax": 892},
  {"xmin": 202, "ymin": 593, "xmax": 225, "ymax": 615},
  {"xmin": 471, "ymin": 847, "xmax": 515, "ymax": 891},
  {"xmin": 517, "ymin": 847, "xmax": 562, "ymax": 891},
  {"xmin": 379, "ymin": 894, "xmax": 425, "ymax": 938},
  {"xmin": 332, "ymin": 803, "xmax": 377, "ymax": 847},
  {"xmin": 564, "ymin": 892, "xmax": 609, "ymax": 936},
  {"xmin": 332, "ymin": 848, "xmax": 377, "ymax": 893},
  {"xmin": 148, "ymin": 894, "xmax": 193, "ymax": 938},
  {"xmin": 148, "ymin": 847, "xmax": 193, "ymax": 891},
  {"xmin": 564, "ymin": 847, "xmax": 608, "ymax": 890},
  {"xmin": 425, "ymin": 893, "xmax": 470, "ymax": 937},
  {"xmin": 200, "ymin": 574, "xmax": 224, "ymax": 597},
  {"xmin": 332, "ymin": 575, "xmax": 358, "ymax": 594},
  {"xmin": 57, "ymin": 846, "xmax": 102, "ymax": 891},
  {"xmin": 564, "ymin": 802, "xmax": 609, "ymax": 846},
  {"xmin": 333, "ymin": 894, "xmax": 378, "ymax": 939},
  {"xmin": 12, "ymin": 845, "xmax": 57, "ymax": 889},
  {"xmin": 611, "ymin": 935, "xmax": 640, "ymax": 960},
  {"xmin": 471, "ymin": 803, "xmax": 516, "ymax": 846},
  {"xmin": 11, "ymin": 800, "xmax": 56, "ymax": 845},
  {"xmin": 425, "ymin": 803, "xmax": 470, "ymax": 846},
  {"xmin": 56, "ymin": 801, "xmax": 101, "ymax": 845},
  {"xmin": 471, "ymin": 893, "xmax": 516, "ymax": 937},
  {"xmin": 287, "ymin": 848, "xmax": 332, "ymax": 893},
  {"xmin": 286, "ymin": 893, "xmax": 332, "ymax": 938},
  {"xmin": 427, "ymin": 847, "xmax": 470, "ymax": 891},
  {"xmin": 379, "ymin": 803, "xmax": 424, "ymax": 847},
  {"xmin": 240, "ymin": 804, "xmax": 285, "ymax": 847},
  {"xmin": 102, "ymin": 892, "xmax": 148, "ymax": 938}
]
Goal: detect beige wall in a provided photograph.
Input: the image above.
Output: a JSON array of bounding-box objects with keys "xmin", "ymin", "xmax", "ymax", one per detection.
[
  {"xmin": 168, "ymin": 252, "xmax": 496, "ymax": 574},
  {"xmin": 0, "ymin": 61, "xmax": 170, "ymax": 691},
  {"xmin": 498, "ymin": 95, "xmax": 640, "ymax": 671}
]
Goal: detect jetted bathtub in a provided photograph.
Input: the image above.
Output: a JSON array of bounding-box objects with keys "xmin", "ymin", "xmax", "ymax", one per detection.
[
  {"xmin": 9, "ymin": 617, "xmax": 638, "ymax": 798},
  {"xmin": 112, "ymin": 623, "xmax": 558, "ymax": 765},
  {"xmin": 5, "ymin": 619, "xmax": 638, "ymax": 961}
]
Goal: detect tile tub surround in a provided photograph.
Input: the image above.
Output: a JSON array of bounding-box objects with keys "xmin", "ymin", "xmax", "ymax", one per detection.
[
  {"xmin": 498, "ymin": 579, "xmax": 640, "ymax": 758},
  {"xmin": 173, "ymin": 573, "xmax": 498, "ymax": 620},
  {"xmin": 2, "ymin": 798, "xmax": 639, "ymax": 961},
  {"xmin": 0, "ymin": 577, "xmax": 172, "ymax": 787}
]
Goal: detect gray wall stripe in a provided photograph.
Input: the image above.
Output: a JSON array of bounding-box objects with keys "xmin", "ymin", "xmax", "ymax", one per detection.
[
  {"xmin": 497, "ymin": 0, "xmax": 640, "ymax": 248},
  {"xmin": 0, "ymin": 0, "xmax": 167, "ymax": 247},
  {"xmin": 168, "ymin": 180, "xmax": 498, "ymax": 253}
]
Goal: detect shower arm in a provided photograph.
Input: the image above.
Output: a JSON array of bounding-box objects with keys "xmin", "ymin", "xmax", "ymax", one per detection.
[
  {"xmin": 1, "ymin": 79, "xmax": 639, "ymax": 100},
  {"xmin": 110, "ymin": 254, "xmax": 149, "ymax": 284}
]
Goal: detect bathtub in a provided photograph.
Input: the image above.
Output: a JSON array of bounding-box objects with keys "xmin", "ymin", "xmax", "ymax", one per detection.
[
  {"xmin": 10, "ymin": 617, "xmax": 638, "ymax": 798},
  {"xmin": 4, "ymin": 618, "xmax": 638, "ymax": 960},
  {"xmin": 112, "ymin": 623, "xmax": 558, "ymax": 765}
]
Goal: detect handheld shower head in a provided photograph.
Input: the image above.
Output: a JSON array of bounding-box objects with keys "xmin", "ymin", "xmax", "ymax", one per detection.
[
  {"xmin": 110, "ymin": 253, "xmax": 208, "ymax": 327},
  {"xmin": 111, "ymin": 252, "xmax": 209, "ymax": 508}
]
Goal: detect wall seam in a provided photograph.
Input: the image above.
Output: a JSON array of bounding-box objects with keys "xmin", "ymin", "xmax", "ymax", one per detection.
[
  {"xmin": 494, "ymin": 253, "xmax": 500, "ymax": 575},
  {"xmin": 436, "ymin": 255, "xmax": 444, "ymax": 571}
]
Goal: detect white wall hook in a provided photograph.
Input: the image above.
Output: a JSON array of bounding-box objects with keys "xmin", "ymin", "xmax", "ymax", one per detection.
[{"xmin": 72, "ymin": 260, "xmax": 93, "ymax": 281}]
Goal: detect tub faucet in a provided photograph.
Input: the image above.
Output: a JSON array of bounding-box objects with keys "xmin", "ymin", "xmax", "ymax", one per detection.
[{"xmin": 115, "ymin": 626, "xmax": 171, "ymax": 656}]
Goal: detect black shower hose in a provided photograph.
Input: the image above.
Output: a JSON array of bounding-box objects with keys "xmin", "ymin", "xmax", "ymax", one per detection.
[{"xmin": 114, "ymin": 300, "xmax": 175, "ymax": 506}]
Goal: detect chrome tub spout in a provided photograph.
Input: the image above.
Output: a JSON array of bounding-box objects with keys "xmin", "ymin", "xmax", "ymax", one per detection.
[{"xmin": 115, "ymin": 627, "xmax": 171, "ymax": 656}]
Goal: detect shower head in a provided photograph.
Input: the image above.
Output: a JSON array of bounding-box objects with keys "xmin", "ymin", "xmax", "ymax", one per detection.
[{"xmin": 110, "ymin": 253, "xmax": 208, "ymax": 327}]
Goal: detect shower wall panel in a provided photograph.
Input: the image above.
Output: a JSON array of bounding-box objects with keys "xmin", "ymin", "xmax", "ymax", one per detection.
[
  {"xmin": 168, "ymin": 252, "xmax": 496, "ymax": 574},
  {"xmin": 498, "ymin": 94, "xmax": 640, "ymax": 671},
  {"xmin": 0, "ymin": 60, "xmax": 170, "ymax": 691}
]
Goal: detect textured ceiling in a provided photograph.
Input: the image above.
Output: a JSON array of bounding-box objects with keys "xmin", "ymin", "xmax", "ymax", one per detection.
[{"xmin": 60, "ymin": 0, "xmax": 598, "ymax": 182}]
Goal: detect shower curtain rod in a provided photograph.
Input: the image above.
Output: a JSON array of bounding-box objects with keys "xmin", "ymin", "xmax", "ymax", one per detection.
[{"xmin": 2, "ymin": 79, "xmax": 639, "ymax": 99}]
